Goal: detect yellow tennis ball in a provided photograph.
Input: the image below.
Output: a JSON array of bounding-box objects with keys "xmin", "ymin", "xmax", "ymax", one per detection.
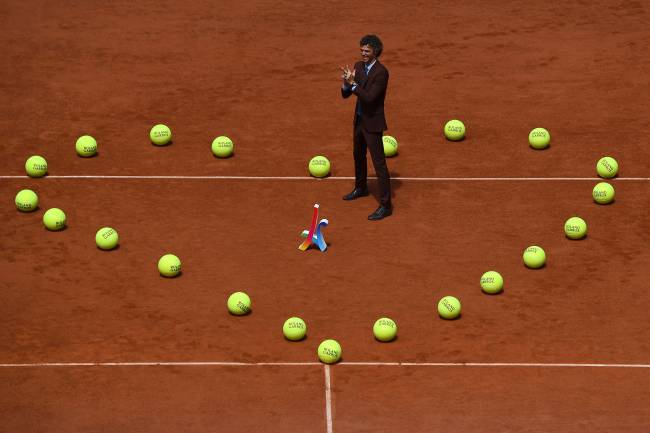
[
  {"xmin": 317, "ymin": 339, "xmax": 342, "ymax": 364},
  {"xmin": 528, "ymin": 127, "xmax": 550, "ymax": 149},
  {"xmin": 444, "ymin": 119, "xmax": 465, "ymax": 141},
  {"xmin": 596, "ymin": 156, "xmax": 618, "ymax": 178},
  {"xmin": 211, "ymin": 136, "xmax": 234, "ymax": 158},
  {"xmin": 95, "ymin": 227, "xmax": 119, "ymax": 250},
  {"xmin": 150, "ymin": 124, "xmax": 172, "ymax": 146},
  {"xmin": 25, "ymin": 155, "xmax": 48, "ymax": 178},
  {"xmin": 373, "ymin": 317, "xmax": 397, "ymax": 342},
  {"xmin": 75, "ymin": 135, "xmax": 97, "ymax": 157},
  {"xmin": 437, "ymin": 296, "xmax": 461, "ymax": 319},
  {"xmin": 523, "ymin": 245, "xmax": 546, "ymax": 268},
  {"xmin": 564, "ymin": 216, "xmax": 587, "ymax": 239},
  {"xmin": 15, "ymin": 189, "xmax": 38, "ymax": 212},
  {"xmin": 43, "ymin": 208, "xmax": 66, "ymax": 231},
  {"xmin": 158, "ymin": 254, "xmax": 181, "ymax": 277},
  {"xmin": 227, "ymin": 292, "xmax": 251, "ymax": 315},
  {"xmin": 592, "ymin": 182, "xmax": 615, "ymax": 204},
  {"xmin": 382, "ymin": 135, "xmax": 398, "ymax": 157},
  {"xmin": 309, "ymin": 155, "xmax": 330, "ymax": 178},
  {"xmin": 283, "ymin": 317, "xmax": 307, "ymax": 341},
  {"xmin": 480, "ymin": 271, "xmax": 503, "ymax": 294}
]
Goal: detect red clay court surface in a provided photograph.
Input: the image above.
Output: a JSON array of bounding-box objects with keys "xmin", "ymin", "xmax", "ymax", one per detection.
[{"xmin": 2, "ymin": 1, "xmax": 650, "ymax": 432}]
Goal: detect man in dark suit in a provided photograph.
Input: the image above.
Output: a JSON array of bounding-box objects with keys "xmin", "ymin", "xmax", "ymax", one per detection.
[{"xmin": 340, "ymin": 34, "xmax": 392, "ymax": 220}]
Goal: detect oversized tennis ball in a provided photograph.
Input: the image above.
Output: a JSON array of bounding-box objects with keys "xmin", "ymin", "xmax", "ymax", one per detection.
[
  {"xmin": 75, "ymin": 135, "xmax": 97, "ymax": 157},
  {"xmin": 43, "ymin": 208, "xmax": 66, "ymax": 231},
  {"xmin": 523, "ymin": 245, "xmax": 546, "ymax": 268},
  {"xmin": 373, "ymin": 317, "xmax": 397, "ymax": 342},
  {"xmin": 211, "ymin": 135, "xmax": 234, "ymax": 158},
  {"xmin": 438, "ymin": 296, "xmax": 461, "ymax": 319},
  {"xmin": 528, "ymin": 127, "xmax": 550, "ymax": 149},
  {"xmin": 283, "ymin": 317, "xmax": 307, "ymax": 341},
  {"xmin": 227, "ymin": 291, "xmax": 251, "ymax": 315},
  {"xmin": 15, "ymin": 189, "xmax": 38, "ymax": 212},
  {"xmin": 317, "ymin": 339, "xmax": 342, "ymax": 364},
  {"xmin": 564, "ymin": 216, "xmax": 587, "ymax": 239},
  {"xmin": 150, "ymin": 124, "xmax": 172, "ymax": 145},
  {"xmin": 480, "ymin": 271, "xmax": 503, "ymax": 294},
  {"xmin": 25, "ymin": 155, "xmax": 48, "ymax": 177},
  {"xmin": 158, "ymin": 254, "xmax": 181, "ymax": 277},
  {"xmin": 444, "ymin": 119, "xmax": 465, "ymax": 141},
  {"xmin": 382, "ymin": 135, "xmax": 398, "ymax": 157},
  {"xmin": 596, "ymin": 156, "xmax": 618, "ymax": 178},
  {"xmin": 592, "ymin": 182, "xmax": 615, "ymax": 204},
  {"xmin": 95, "ymin": 227, "xmax": 119, "ymax": 250},
  {"xmin": 309, "ymin": 155, "xmax": 330, "ymax": 178}
]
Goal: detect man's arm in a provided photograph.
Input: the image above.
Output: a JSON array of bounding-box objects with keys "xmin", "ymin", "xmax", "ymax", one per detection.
[{"xmin": 352, "ymin": 69, "xmax": 388, "ymax": 104}]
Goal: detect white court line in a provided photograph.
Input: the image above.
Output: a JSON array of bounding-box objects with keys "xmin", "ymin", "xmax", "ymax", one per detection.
[
  {"xmin": 0, "ymin": 361, "xmax": 321, "ymax": 367},
  {"xmin": 1, "ymin": 361, "xmax": 649, "ymax": 368},
  {"xmin": 346, "ymin": 362, "xmax": 650, "ymax": 368},
  {"xmin": 0, "ymin": 175, "xmax": 648, "ymax": 181},
  {"xmin": 324, "ymin": 365, "xmax": 333, "ymax": 433}
]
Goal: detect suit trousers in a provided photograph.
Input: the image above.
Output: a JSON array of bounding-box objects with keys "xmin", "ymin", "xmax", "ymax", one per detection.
[{"xmin": 353, "ymin": 120, "xmax": 392, "ymax": 208}]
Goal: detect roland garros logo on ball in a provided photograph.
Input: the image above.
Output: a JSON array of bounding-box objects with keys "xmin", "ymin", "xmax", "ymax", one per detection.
[{"xmin": 322, "ymin": 346, "xmax": 339, "ymax": 357}]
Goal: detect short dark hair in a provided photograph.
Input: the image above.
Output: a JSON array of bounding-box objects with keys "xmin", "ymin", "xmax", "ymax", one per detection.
[{"xmin": 360, "ymin": 34, "xmax": 383, "ymax": 57}]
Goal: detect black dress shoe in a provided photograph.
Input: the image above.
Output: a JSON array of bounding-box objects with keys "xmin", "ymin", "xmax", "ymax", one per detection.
[
  {"xmin": 368, "ymin": 206, "xmax": 392, "ymax": 220},
  {"xmin": 342, "ymin": 188, "xmax": 369, "ymax": 201}
]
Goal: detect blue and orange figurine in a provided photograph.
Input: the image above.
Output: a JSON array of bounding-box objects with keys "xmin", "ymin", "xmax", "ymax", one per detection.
[{"xmin": 299, "ymin": 203, "xmax": 329, "ymax": 252}]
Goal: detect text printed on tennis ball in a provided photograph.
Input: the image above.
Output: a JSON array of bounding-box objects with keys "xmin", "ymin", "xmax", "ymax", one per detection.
[
  {"xmin": 481, "ymin": 276, "xmax": 496, "ymax": 285},
  {"xmin": 441, "ymin": 299, "xmax": 457, "ymax": 313},
  {"xmin": 16, "ymin": 190, "xmax": 38, "ymax": 210},
  {"xmin": 376, "ymin": 319, "xmax": 396, "ymax": 329},
  {"xmin": 565, "ymin": 224, "xmax": 582, "ymax": 234},
  {"xmin": 530, "ymin": 130, "xmax": 548, "ymax": 139},
  {"xmin": 600, "ymin": 160, "xmax": 615, "ymax": 173},
  {"xmin": 447, "ymin": 125, "xmax": 463, "ymax": 133},
  {"xmin": 322, "ymin": 347, "xmax": 339, "ymax": 358},
  {"xmin": 236, "ymin": 301, "xmax": 250, "ymax": 313},
  {"xmin": 101, "ymin": 229, "xmax": 116, "ymax": 239},
  {"xmin": 287, "ymin": 322, "xmax": 305, "ymax": 330},
  {"xmin": 593, "ymin": 190, "xmax": 608, "ymax": 199}
]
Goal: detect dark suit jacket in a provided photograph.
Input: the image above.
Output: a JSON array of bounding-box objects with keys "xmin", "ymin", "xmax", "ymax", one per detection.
[{"xmin": 341, "ymin": 60, "xmax": 389, "ymax": 132}]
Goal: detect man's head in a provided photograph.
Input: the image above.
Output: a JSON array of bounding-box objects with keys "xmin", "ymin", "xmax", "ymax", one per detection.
[{"xmin": 359, "ymin": 34, "xmax": 383, "ymax": 63}]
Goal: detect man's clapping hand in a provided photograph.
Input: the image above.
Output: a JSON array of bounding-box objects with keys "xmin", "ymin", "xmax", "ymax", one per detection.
[{"xmin": 339, "ymin": 65, "xmax": 356, "ymax": 86}]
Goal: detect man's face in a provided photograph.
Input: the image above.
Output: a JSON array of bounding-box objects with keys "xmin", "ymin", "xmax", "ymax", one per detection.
[{"xmin": 360, "ymin": 44, "xmax": 375, "ymax": 63}]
